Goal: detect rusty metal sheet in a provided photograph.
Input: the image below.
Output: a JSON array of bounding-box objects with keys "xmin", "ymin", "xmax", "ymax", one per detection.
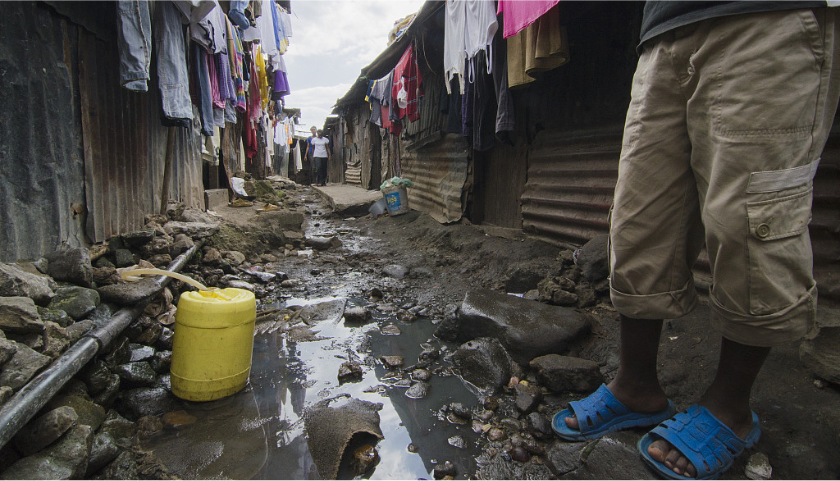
[
  {"xmin": 400, "ymin": 135, "xmax": 469, "ymax": 224},
  {"xmin": 521, "ymin": 129, "xmax": 621, "ymax": 244},
  {"xmin": 78, "ymin": 25, "xmax": 204, "ymax": 244},
  {"xmin": 0, "ymin": 4, "xmax": 87, "ymax": 262}
]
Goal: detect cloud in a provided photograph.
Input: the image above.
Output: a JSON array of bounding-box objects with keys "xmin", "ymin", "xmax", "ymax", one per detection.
[{"xmin": 280, "ymin": 0, "xmax": 425, "ymax": 127}]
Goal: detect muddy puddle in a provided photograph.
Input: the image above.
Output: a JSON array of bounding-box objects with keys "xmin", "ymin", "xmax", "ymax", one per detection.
[{"xmin": 140, "ymin": 295, "xmax": 483, "ymax": 480}]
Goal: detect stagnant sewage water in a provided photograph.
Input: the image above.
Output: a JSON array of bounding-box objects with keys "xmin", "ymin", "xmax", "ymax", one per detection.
[{"xmin": 140, "ymin": 296, "xmax": 483, "ymax": 479}]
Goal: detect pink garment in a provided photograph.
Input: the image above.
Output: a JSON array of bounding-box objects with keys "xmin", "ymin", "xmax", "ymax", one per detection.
[
  {"xmin": 497, "ymin": 0, "xmax": 560, "ymax": 39},
  {"xmin": 207, "ymin": 51, "xmax": 225, "ymax": 109}
]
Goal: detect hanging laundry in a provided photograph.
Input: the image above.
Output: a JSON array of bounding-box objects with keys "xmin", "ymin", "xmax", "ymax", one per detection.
[
  {"xmin": 226, "ymin": 17, "xmax": 247, "ymax": 112},
  {"xmin": 155, "ymin": 0, "xmax": 192, "ymax": 123},
  {"xmin": 392, "ymin": 42, "xmax": 423, "ymax": 122},
  {"xmin": 255, "ymin": 45, "xmax": 269, "ymax": 110},
  {"xmin": 193, "ymin": 42, "xmax": 215, "ymax": 136},
  {"xmin": 117, "ymin": 0, "xmax": 151, "ymax": 92},
  {"xmin": 497, "ymin": 0, "xmax": 560, "ymax": 39},
  {"xmin": 217, "ymin": 52, "xmax": 236, "ymax": 103},
  {"xmin": 444, "ymin": 0, "xmax": 498, "ymax": 95},
  {"xmin": 507, "ymin": 4, "xmax": 569, "ymax": 89}
]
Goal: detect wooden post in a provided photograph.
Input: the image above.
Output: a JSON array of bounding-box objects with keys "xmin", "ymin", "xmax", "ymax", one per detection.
[{"xmin": 160, "ymin": 126, "xmax": 176, "ymax": 215}]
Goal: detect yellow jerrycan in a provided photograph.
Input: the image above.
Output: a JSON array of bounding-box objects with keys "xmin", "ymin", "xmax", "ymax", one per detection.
[{"xmin": 121, "ymin": 269, "xmax": 257, "ymax": 402}]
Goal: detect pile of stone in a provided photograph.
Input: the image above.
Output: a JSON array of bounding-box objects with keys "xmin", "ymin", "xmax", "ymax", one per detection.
[{"xmin": 0, "ymin": 203, "xmax": 303, "ymax": 479}]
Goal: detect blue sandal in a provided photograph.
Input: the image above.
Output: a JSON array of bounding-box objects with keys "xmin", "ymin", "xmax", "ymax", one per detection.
[
  {"xmin": 638, "ymin": 405, "xmax": 761, "ymax": 480},
  {"xmin": 552, "ymin": 384, "xmax": 677, "ymax": 441}
]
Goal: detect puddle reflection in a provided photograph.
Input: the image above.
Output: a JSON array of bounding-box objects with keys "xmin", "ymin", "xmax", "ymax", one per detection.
[{"xmin": 142, "ymin": 298, "xmax": 481, "ymax": 479}]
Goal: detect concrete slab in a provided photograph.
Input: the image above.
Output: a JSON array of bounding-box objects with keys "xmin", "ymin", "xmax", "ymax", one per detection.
[
  {"xmin": 204, "ymin": 189, "xmax": 229, "ymax": 211},
  {"xmin": 312, "ymin": 184, "xmax": 383, "ymax": 217}
]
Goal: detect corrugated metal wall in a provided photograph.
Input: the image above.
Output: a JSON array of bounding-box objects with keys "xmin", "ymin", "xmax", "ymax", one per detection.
[
  {"xmin": 521, "ymin": 129, "xmax": 621, "ymax": 244},
  {"xmin": 0, "ymin": 2, "xmax": 204, "ymax": 261}
]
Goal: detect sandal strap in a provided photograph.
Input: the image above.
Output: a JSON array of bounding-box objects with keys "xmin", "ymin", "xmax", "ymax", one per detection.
[
  {"xmin": 649, "ymin": 405, "xmax": 747, "ymax": 479},
  {"xmin": 568, "ymin": 384, "xmax": 632, "ymax": 435}
]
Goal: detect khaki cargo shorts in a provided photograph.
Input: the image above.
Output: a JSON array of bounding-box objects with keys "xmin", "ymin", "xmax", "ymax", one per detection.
[{"xmin": 610, "ymin": 8, "xmax": 840, "ymax": 346}]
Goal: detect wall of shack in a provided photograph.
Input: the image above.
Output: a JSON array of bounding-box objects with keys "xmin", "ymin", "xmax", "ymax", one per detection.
[{"xmin": 0, "ymin": 2, "xmax": 205, "ymax": 262}]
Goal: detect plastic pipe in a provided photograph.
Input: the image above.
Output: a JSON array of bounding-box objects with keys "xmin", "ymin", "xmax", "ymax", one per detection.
[{"xmin": 0, "ymin": 242, "xmax": 202, "ymax": 450}]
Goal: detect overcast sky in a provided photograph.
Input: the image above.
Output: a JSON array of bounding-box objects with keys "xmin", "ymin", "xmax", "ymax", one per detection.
[{"xmin": 281, "ymin": 0, "xmax": 426, "ymax": 129}]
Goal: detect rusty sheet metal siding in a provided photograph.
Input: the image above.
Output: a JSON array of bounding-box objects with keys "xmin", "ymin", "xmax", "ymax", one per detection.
[
  {"xmin": 0, "ymin": 3, "xmax": 87, "ymax": 262},
  {"xmin": 521, "ymin": 129, "xmax": 621, "ymax": 244},
  {"xmin": 79, "ymin": 27, "xmax": 203, "ymax": 244},
  {"xmin": 401, "ymin": 135, "xmax": 470, "ymax": 224}
]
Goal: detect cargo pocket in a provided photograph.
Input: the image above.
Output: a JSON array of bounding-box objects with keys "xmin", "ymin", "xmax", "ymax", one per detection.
[{"xmin": 745, "ymin": 188, "xmax": 813, "ymax": 316}]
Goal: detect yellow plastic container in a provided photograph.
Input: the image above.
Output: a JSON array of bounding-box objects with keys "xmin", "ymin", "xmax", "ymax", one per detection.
[{"xmin": 170, "ymin": 288, "xmax": 256, "ymax": 402}]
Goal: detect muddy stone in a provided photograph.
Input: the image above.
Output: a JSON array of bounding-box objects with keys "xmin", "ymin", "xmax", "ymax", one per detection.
[
  {"xmin": 48, "ymin": 286, "xmax": 100, "ymax": 320},
  {"xmin": 438, "ymin": 289, "xmax": 591, "ymax": 365},
  {"xmin": 0, "ymin": 338, "xmax": 18, "ymax": 365},
  {"xmin": 163, "ymin": 221, "xmax": 220, "ymax": 239},
  {"xmin": 0, "ymin": 263, "xmax": 55, "ymax": 305},
  {"xmin": 0, "ymin": 296, "xmax": 44, "ymax": 334},
  {"xmin": 383, "ymin": 264, "xmax": 409, "ymax": 279},
  {"xmin": 116, "ymin": 387, "xmax": 177, "ymax": 421},
  {"xmin": 411, "ymin": 368, "xmax": 431, "ymax": 381},
  {"xmin": 115, "ymin": 362, "xmax": 157, "ymax": 388},
  {"xmin": 37, "ymin": 306, "xmax": 72, "ymax": 328},
  {"xmin": 47, "ymin": 394, "xmax": 107, "ymax": 432},
  {"xmin": 98, "ymin": 410, "xmax": 136, "ymax": 448},
  {"xmin": 86, "ymin": 432, "xmax": 120, "ymax": 477},
  {"xmin": 13, "ymin": 406, "xmax": 78, "ymax": 456},
  {"xmin": 2, "ymin": 424, "xmax": 93, "ymax": 480},
  {"xmin": 527, "ymin": 412, "xmax": 553, "ymax": 439},
  {"xmin": 381, "ymin": 323, "xmax": 401, "ymax": 335},
  {"xmin": 162, "ymin": 410, "xmax": 197, "ymax": 429},
  {"xmin": 544, "ymin": 440, "xmax": 586, "ymax": 477},
  {"xmin": 433, "ymin": 460, "xmax": 457, "ymax": 479},
  {"xmin": 405, "ymin": 381, "xmax": 429, "ymax": 399},
  {"xmin": 575, "ymin": 234, "xmax": 610, "ymax": 283},
  {"xmin": 137, "ymin": 415, "xmax": 164, "ymax": 438},
  {"xmin": 0, "ymin": 342, "xmax": 51, "ymax": 390},
  {"xmin": 114, "ymin": 248, "xmax": 136, "ymax": 268},
  {"xmin": 449, "ymin": 337, "xmax": 517, "ymax": 395},
  {"xmin": 514, "ymin": 383, "xmax": 542, "ymax": 413},
  {"xmin": 129, "ymin": 344, "xmax": 156, "ymax": 363},
  {"xmin": 338, "ymin": 361, "xmax": 363, "ymax": 384},
  {"xmin": 344, "ymin": 306, "xmax": 371, "ymax": 323},
  {"xmin": 79, "ymin": 360, "xmax": 112, "ymax": 395},
  {"xmin": 530, "ymin": 354, "xmax": 604, "ymax": 393},
  {"xmin": 380, "ymin": 355, "xmax": 404, "ymax": 369},
  {"xmin": 46, "ymin": 247, "xmax": 93, "ymax": 287}
]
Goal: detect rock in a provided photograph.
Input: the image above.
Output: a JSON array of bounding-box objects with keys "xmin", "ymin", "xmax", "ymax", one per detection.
[
  {"xmin": 136, "ymin": 415, "xmax": 163, "ymax": 438},
  {"xmin": 411, "ymin": 369, "xmax": 431, "ymax": 381},
  {"xmin": 13, "ymin": 406, "xmax": 78, "ymax": 456},
  {"xmin": 381, "ymin": 324, "xmax": 401, "ymax": 336},
  {"xmin": 410, "ymin": 267, "xmax": 433, "ymax": 278},
  {"xmin": 129, "ymin": 344, "xmax": 155, "ymax": 363},
  {"xmin": 527, "ymin": 412, "xmax": 553, "ymax": 439},
  {"xmin": 86, "ymin": 432, "xmax": 120, "ymax": 477},
  {"xmin": 433, "ymin": 460, "xmax": 457, "ymax": 479},
  {"xmin": 121, "ymin": 229, "xmax": 156, "ymax": 248},
  {"xmin": 202, "ymin": 247, "xmax": 222, "ymax": 265},
  {"xmin": 47, "ymin": 286, "xmax": 100, "ymax": 321},
  {"xmin": 41, "ymin": 322, "xmax": 70, "ymax": 359},
  {"xmin": 155, "ymin": 328, "xmax": 174, "ymax": 351},
  {"xmin": 1, "ymin": 424, "xmax": 93, "ymax": 480},
  {"xmin": 368, "ymin": 287, "xmax": 384, "ymax": 300},
  {"xmin": 97, "ymin": 278, "xmax": 158, "ymax": 306},
  {"xmin": 449, "ymin": 337, "xmax": 518, "ymax": 395},
  {"xmin": 570, "ymin": 432, "xmax": 654, "ymax": 479},
  {"xmin": 575, "ymin": 285, "xmax": 598, "ymax": 308},
  {"xmin": 168, "ymin": 234, "xmax": 194, "ymax": 259},
  {"xmin": 98, "ymin": 410, "xmax": 135, "ymax": 448},
  {"xmin": 746, "ymin": 452, "xmax": 773, "ymax": 480},
  {"xmin": 448, "ymin": 435, "xmax": 466, "ymax": 449},
  {"xmin": 149, "ymin": 351, "xmax": 171, "ymax": 373},
  {"xmin": 344, "ymin": 306, "xmax": 371, "ymax": 323},
  {"xmin": 380, "ymin": 355, "xmax": 404, "ymax": 369},
  {"xmin": 46, "ymin": 247, "xmax": 93, "ymax": 287},
  {"xmin": 78, "ymin": 360, "xmax": 112, "ymax": 395},
  {"xmin": 0, "ymin": 342, "xmax": 51, "ymax": 390},
  {"xmin": 0, "ymin": 337, "xmax": 18, "ymax": 365},
  {"xmin": 397, "ymin": 310, "xmax": 417, "ymax": 323},
  {"xmin": 338, "ymin": 361, "xmax": 363, "ymax": 384},
  {"xmin": 161, "ymin": 410, "xmax": 197, "ymax": 429},
  {"xmin": 437, "ymin": 289, "xmax": 591, "ymax": 365},
  {"xmin": 0, "ymin": 297, "xmax": 44, "ymax": 334},
  {"xmin": 113, "ymin": 249, "xmax": 136, "ymax": 268},
  {"xmin": 530, "ymin": 354, "xmax": 604, "ymax": 393},
  {"xmin": 305, "ymin": 236, "xmax": 341, "ymax": 251},
  {"xmin": 575, "ymin": 235, "xmax": 610, "ymax": 283},
  {"xmin": 488, "ymin": 427, "xmax": 506, "ymax": 441},
  {"xmin": 382, "ymin": 264, "xmax": 409, "ymax": 279},
  {"xmin": 46, "ymin": 394, "xmax": 107, "ymax": 432},
  {"xmin": 350, "ymin": 444, "xmax": 380, "ymax": 475},
  {"xmin": 800, "ymin": 325, "xmax": 840, "ymax": 385},
  {"xmin": 140, "ymin": 237, "xmax": 172, "ymax": 258},
  {"xmin": 222, "ymin": 250, "xmax": 246, "ymax": 265},
  {"xmin": 419, "ymin": 345, "xmax": 440, "ymax": 363},
  {"xmin": 515, "ymin": 383, "xmax": 542, "ymax": 413},
  {"xmin": 505, "ymin": 268, "xmax": 545, "ymax": 294},
  {"xmin": 544, "ymin": 440, "xmax": 587, "ymax": 477},
  {"xmin": 0, "ymin": 263, "xmax": 55, "ymax": 305},
  {"xmin": 93, "ymin": 451, "xmax": 139, "ymax": 479},
  {"xmin": 405, "ymin": 381, "xmax": 430, "ymax": 399},
  {"xmin": 115, "ymin": 387, "xmax": 177, "ymax": 421},
  {"xmin": 114, "ymin": 362, "xmax": 157, "ymax": 388},
  {"xmin": 66, "ymin": 320, "xmax": 95, "ymax": 344},
  {"xmin": 510, "ymin": 446, "xmax": 530, "ymax": 462},
  {"xmin": 103, "ymin": 337, "xmax": 131, "ymax": 371},
  {"xmin": 37, "ymin": 307, "xmax": 72, "ymax": 328},
  {"xmin": 163, "ymin": 220, "xmax": 219, "ymax": 239},
  {"xmin": 92, "ymin": 374, "xmax": 121, "ymax": 407},
  {"xmin": 148, "ymin": 254, "xmax": 172, "ymax": 268},
  {"xmin": 92, "ymin": 266, "xmax": 122, "ymax": 286}
]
